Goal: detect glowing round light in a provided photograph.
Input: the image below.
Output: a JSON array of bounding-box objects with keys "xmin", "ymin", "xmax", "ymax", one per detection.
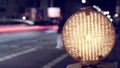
[
  {"xmin": 62, "ymin": 8, "xmax": 116, "ymax": 65},
  {"xmin": 106, "ymin": 15, "xmax": 111, "ymax": 18},
  {"xmin": 81, "ymin": 0, "xmax": 86, "ymax": 3},
  {"xmin": 22, "ymin": 16, "xmax": 26, "ymax": 20},
  {"xmin": 103, "ymin": 11, "xmax": 110, "ymax": 15},
  {"xmin": 114, "ymin": 13, "xmax": 119, "ymax": 18}
]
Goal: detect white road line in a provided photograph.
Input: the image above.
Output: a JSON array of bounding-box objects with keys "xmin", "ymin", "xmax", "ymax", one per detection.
[
  {"xmin": 0, "ymin": 48, "xmax": 37, "ymax": 62},
  {"xmin": 42, "ymin": 53, "xmax": 68, "ymax": 68},
  {"xmin": 44, "ymin": 30, "xmax": 57, "ymax": 33}
]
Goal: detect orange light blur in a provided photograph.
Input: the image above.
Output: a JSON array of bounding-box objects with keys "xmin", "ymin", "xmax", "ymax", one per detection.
[{"xmin": 62, "ymin": 8, "xmax": 116, "ymax": 65}]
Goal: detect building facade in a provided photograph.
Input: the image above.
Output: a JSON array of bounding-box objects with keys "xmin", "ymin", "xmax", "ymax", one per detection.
[{"xmin": 0, "ymin": 0, "xmax": 27, "ymax": 19}]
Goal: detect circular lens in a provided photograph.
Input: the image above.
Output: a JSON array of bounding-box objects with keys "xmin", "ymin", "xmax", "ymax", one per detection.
[{"xmin": 62, "ymin": 8, "xmax": 116, "ymax": 65}]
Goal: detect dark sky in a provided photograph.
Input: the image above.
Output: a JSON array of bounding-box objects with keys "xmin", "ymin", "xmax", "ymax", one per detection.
[
  {"xmin": 26, "ymin": 0, "xmax": 40, "ymax": 8},
  {"xmin": 26, "ymin": 0, "xmax": 116, "ymax": 13},
  {"xmin": 25, "ymin": 0, "xmax": 117, "ymax": 19},
  {"xmin": 91, "ymin": 0, "xmax": 117, "ymax": 15},
  {"xmin": 54, "ymin": 0, "xmax": 117, "ymax": 18},
  {"xmin": 26, "ymin": 0, "xmax": 117, "ymax": 11}
]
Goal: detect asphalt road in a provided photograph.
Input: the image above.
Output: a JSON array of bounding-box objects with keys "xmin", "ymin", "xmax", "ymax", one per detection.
[
  {"xmin": 0, "ymin": 30, "xmax": 77, "ymax": 68},
  {"xmin": 0, "ymin": 30, "xmax": 120, "ymax": 68}
]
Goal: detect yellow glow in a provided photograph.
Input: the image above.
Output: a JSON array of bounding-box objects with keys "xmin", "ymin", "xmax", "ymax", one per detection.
[{"xmin": 62, "ymin": 8, "xmax": 116, "ymax": 65}]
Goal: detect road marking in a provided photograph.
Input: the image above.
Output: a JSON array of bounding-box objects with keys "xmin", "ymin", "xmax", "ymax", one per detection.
[
  {"xmin": 42, "ymin": 53, "xmax": 68, "ymax": 68},
  {"xmin": 44, "ymin": 30, "xmax": 57, "ymax": 33},
  {"xmin": 0, "ymin": 48, "xmax": 37, "ymax": 62}
]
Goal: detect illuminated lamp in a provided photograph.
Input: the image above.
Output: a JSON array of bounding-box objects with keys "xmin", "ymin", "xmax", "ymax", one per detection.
[
  {"xmin": 47, "ymin": 7, "xmax": 61, "ymax": 18},
  {"xmin": 62, "ymin": 7, "xmax": 116, "ymax": 66}
]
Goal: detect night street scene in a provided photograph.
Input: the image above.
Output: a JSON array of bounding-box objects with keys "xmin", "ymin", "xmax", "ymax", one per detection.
[{"xmin": 0, "ymin": 0, "xmax": 119, "ymax": 68}]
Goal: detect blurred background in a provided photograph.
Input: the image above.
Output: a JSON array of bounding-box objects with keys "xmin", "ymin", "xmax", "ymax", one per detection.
[{"xmin": 0, "ymin": 0, "xmax": 119, "ymax": 68}]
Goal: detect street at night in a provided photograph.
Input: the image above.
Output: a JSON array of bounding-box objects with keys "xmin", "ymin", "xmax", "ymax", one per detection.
[
  {"xmin": 0, "ymin": 0, "xmax": 120, "ymax": 68},
  {"xmin": 0, "ymin": 30, "xmax": 77, "ymax": 68},
  {"xmin": 0, "ymin": 29, "xmax": 119, "ymax": 68}
]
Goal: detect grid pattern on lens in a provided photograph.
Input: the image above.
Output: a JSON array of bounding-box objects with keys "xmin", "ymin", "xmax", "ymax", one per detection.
[{"xmin": 62, "ymin": 9, "xmax": 115, "ymax": 64}]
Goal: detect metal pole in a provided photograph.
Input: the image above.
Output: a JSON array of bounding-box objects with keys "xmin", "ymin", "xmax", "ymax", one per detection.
[
  {"xmin": 115, "ymin": 0, "xmax": 120, "ymax": 14},
  {"xmin": 40, "ymin": 0, "xmax": 48, "ymax": 21},
  {"xmin": 50, "ymin": 0, "xmax": 54, "ymax": 7}
]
